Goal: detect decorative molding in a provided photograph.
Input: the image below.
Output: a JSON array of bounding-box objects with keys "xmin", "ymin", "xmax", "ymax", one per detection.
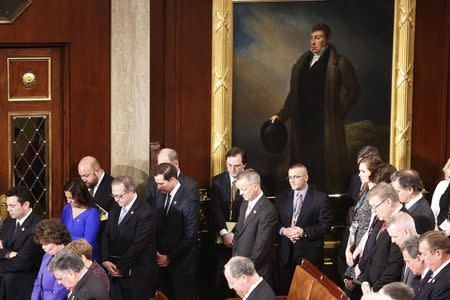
[{"xmin": 390, "ymin": 0, "xmax": 416, "ymax": 169}]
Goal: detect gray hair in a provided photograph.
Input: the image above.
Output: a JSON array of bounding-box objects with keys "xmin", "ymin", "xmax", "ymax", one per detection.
[
  {"xmin": 387, "ymin": 212, "xmax": 417, "ymax": 234},
  {"xmin": 236, "ymin": 169, "xmax": 260, "ymax": 185},
  {"xmin": 367, "ymin": 182, "xmax": 399, "ymax": 203},
  {"xmin": 48, "ymin": 250, "xmax": 84, "ymax": 273},
  {"xmin": 379, "ymin": 282, "xmax": 414, "ymax": 300},
  {"xmin": 224, "ymin": 256, "xmax": 256, "ymax": 278},
  {"xmin": 401, "ymin": 235, "xmax": 421, "ymax": 258},
  {"xmin": 112, "ymin": 176, "xmax": 136, "ymax": 193}
]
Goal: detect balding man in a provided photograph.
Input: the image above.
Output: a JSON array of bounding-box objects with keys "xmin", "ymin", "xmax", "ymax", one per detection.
[
  {"xmin": 233, "ymin": 169, "xmax": 278, "ymax": 287},
  {"xmin": 391, "ymin": 170, "xmax": 435, "ymax": 234},
  {"xmin": 416, "ymin": 231, "xmax": 450, "ymax": 299},
  {"xmin": 386, "ymin": 212, "xmax": 420, "ymax": 290},
  {"xmin": 144, "ymin": 148, "xmax": 198, "ymax": 207},
  {"xmin": 359, "ymin": 183, "xmax": 405, "ymax": 294},
  {"xmin": 78, "ymin": 156, "xmax": 115, "ymax": 214},
  {"xmin": 386, "ymin": 212, "xmax": 418, "ymax": 247}
]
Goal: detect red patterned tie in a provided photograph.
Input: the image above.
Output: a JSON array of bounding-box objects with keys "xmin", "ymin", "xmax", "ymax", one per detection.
[{"xmin": 291, "ymin": 192, "xmax": 302, "ymax": 226}]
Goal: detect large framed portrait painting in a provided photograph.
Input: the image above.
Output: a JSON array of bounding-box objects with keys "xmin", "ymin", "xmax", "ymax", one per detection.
[{"xmin": 211, "ymin": 0, "xmax": 416, "ymax": 197}]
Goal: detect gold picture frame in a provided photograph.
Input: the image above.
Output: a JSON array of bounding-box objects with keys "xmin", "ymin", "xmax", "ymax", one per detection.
[{"xmin": 210, "ymin": 0, "xmax": 416, "ymax": 176}]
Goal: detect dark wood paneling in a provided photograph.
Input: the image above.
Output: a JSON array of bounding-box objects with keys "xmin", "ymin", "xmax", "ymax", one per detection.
[
  {"xmin": 0, "ymin": 0, "xmax": 111, "ymax": 216},
  {"xmin": 150, "ymin": 0, "xmax": 211, "ymax": 186},
  {"xmin": 412, "ymin": 0, "xmax": 450, "ymax": 192}
]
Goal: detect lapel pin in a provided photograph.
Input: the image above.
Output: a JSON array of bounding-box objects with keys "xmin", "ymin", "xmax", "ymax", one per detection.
[
  {"xmin": 173, "ymin": 201, "xmax": 177, "ymax": 205},
  {"xmin": 253, "ymin": 210, "xmax": 256, "ymax": 214},
  {"xmin": 131, "ymin": 211, "xmax": 134, "ymax": 215},
  {"xmin": 21, "ymin": 228, "xmax": 25, "ymax": 231}
]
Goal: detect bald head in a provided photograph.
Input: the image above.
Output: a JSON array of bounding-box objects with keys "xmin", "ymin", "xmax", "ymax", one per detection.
[
  {"xmin": 157, "ymin": 148, "xmax": 180, "ymax": 170},
  {"xmin": 78, "ymin": 156, "xmax": 103, "ymax": 188},
  {"xmin": 387, "ymin": 212, "xmax": 417, "ymax": 247}
]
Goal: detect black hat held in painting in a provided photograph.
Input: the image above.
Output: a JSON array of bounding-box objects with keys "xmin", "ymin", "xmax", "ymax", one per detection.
[{"xmin": 260, "ymin": 119, "xmax": 288, "ymax": 153}]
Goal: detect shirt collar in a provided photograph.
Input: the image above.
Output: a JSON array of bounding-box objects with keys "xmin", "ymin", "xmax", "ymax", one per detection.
[
  {"xmin": 91, "ymin": 170, "xmax": 105, "ymax": 196},
  {"xmin": 247, "ymin": 192, "xmax": 264, "ymax": 210},
  {"xmin": 170, "ymin": 181, "xmax": 181, "ymax": 198},
  {"xmin": 17, "ymin": 208, "xmax": 33, "ymax": 226},
  {"xmin": 405, "ymin": 193, "xmax": 422, "ymax": 210},
  {"xmin": 243, "ymin": 276, "xmax": 263, "ymax": 300},
  {"xmin": 432, "ymin": 258, "xmax": 450, "ymax": 278},
  {"xmin": 123, "ymin": 194, "xmax": 137, "ymax": 212},
  {"xmin": 311, "ymin": 45, "xmax": 329, "ymax": 57}
]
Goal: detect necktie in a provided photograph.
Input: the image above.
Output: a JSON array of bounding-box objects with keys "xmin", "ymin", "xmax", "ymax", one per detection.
[
  {"xmin": 118, "ymin": 207, "xmax": 128, "ymax": 224},
  {"xmin": 230, "ymin": 180, "xmax": 237, "ymax": 221},
  {"xmin": 12, "ymin": 221, "xmax": 20, "ymax": 239},
  {"xmin": 291, "ymin": 192, "xmax": 303, "ymax": 226},
  {"xmin": 88, "ymin": 188, "xmax": 94, "ymax": 197},
  {"xmin": 376, "ymin": 221, "xmax": 387, "ymax": 240},
  {"xmin": 164, "ymin": 194, "xmax": 171, "ymax": 215}
]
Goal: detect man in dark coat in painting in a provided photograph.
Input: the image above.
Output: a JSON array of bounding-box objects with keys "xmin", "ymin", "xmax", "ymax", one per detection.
[{"xmin": 270, "ymin": 23, "xmax": 360, "ymax": 193}]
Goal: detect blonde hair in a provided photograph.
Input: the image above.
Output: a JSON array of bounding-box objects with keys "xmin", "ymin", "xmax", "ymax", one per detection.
[
  {"xmin": 65, "ymin": 239, "xmax": 93, "ymax": 260},
  {"xmin": 442, "ymin": 159, "xmax": 450, "ymax": 173}
]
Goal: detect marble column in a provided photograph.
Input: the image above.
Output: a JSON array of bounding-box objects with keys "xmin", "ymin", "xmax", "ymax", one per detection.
[{"xmin": 111, "ymin": 0, "xmax": 150, "ymax": 192}]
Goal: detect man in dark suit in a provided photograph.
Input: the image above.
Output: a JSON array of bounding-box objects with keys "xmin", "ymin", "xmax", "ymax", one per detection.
[
  {"xmin": 400, "ymin": 235, "xmax": 427, "ymax": 294},
  {"xmin": 416, "ymin": 230, "xmax": 450, "ymax": 299},
  {"xmin": 78, "ymin": 156, "xmax": 115, "ymax": 213},
  {"xmin": 232, "ymin": 169, "xmax": 278, "ymax": 287},
  {"xmin": 209, "ymin": 146, "xmax": 246, "ymax": 298},
  {"xmin": 274, "ymin": 163, "xmax": 333, "ymax": 294},
  {"xmin": 144, "ymin": 148, "xmax": 198, "ymax": 208},
  {"xmin": 224, "ymin": 256, "xmax": 275, "ymax": 300},
  {"xmin": 391, "ymin": 170, "xmax": 435, "ymax": 234},
  {"xmin": 101, "ymin": 176, "xmax": 157, "ymax": 300},
  {"xmin": 154, "ymin": 163, "xmax": 199, "ymax": 300},
  {"xmin": 49, "ymin": 250, "xmax": 109, "ymax": 300},
  {"xmin": 0, "ymin": 185, "xmax": 43, "ymax": 300},
  {"xmin": 359, "ymin": 183, "xmax": 405, "ymax": 294}
]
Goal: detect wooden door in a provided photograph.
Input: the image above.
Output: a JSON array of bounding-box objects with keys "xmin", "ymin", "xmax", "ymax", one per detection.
[{"xmin": 0, "ymin": 47, "xmax": 63, "ymax": 218}]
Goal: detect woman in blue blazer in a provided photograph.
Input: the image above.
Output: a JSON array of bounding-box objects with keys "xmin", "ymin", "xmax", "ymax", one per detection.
[{"xmin": 32, "ymin": 219, "xmax": 72, "ymax": 300}]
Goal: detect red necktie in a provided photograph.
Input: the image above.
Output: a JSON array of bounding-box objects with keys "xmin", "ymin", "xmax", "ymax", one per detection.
[{"xmin": 376, "ymin": 222, "xmax": 387, "ymax": 240}]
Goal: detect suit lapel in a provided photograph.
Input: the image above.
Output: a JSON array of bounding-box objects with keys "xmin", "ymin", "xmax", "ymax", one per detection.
[
  {"xmin": 117, "ymin": 199, "xmax": 139, "ymax": 228},
  {"xmin": 240, "ymin": 197, "xmax": 264, "ymax": 233},
  {"xmin": 296, "ymin": 189, "xmax": 311, "ymax": 224},
  {"xmin": 12, "ymin": 212, "xmax": 34, "ymax": 242}
]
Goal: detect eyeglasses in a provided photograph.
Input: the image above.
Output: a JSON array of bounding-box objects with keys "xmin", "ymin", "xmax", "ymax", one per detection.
[
  {"xmin": 371, "ymin": 198, "xmax": 387, "ymax": 210},
  {"xmin": 287, "ymin": 175, "xmax": 306, "ymax": 180},
  {"xmin": 111, "ymin": 193, "xmax": 127, "ymax": 200}
]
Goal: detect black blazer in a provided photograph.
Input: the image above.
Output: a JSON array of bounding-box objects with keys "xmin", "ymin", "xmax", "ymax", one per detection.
[
  {"xmin": 275, "ymin": 187, "xmax": 333, "ymax": 266},
  {"xmin": 246, "ymin": 279, "xmax": 276, "ymax": 300},
  {"xmin": 232, "ymin": 196, "xmax": 278, "ymax": 284},
  {"xmin": 209, "ymin": 172, "xmax": 244, "ymax": 233},
  {"xmin": 407, "ymin": 196, "xmax": 436, "ymax": 234},
  {"xmin": 415, "ymin": 263, "xmax": 450, "ymax": 300},
  {"xmin": 401, "ymin": 266, "xmax": 420, "ymax": 292},
  {"xmin": 0, "ymin": 212, "xmax": 43, "ymax": 300},
  {"xmin": 94, "ymin": 173, "xmax": 115, "ymax": 212},
  {"xmin": 358, "ymin": 223, "xmax": 404, "ymax": 292},
  {"xmin": 102, "ymin": 197, "xmax": 157, "ymax": 299},
  {"xmin": 69, "ymin": 268, "xmax": 109, "ymax": 300},
  {"xmin": 156, "ymin": 183, "xmax": 199, "ymax": 273},
  {"xmin": 145, "ymin": 171, "xmax": 198, "ymax": 208}
]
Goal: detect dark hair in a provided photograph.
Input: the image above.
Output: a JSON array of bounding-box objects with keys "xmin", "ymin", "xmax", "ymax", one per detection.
[
  {"xmin": 63, "ymin": 177, "xmax": 95, "ymax": 208},
  {"xmin": 311, "ymin": 24, "xmax": 331, "ymax": 39},
  {"xmin": 225, "ymin": 147, "xmax": 247, "ymax": 165},
  {"xmin": 357, "ymin": 145, "xmax": 380, "ymax": 163},
  {"xmin": 390, "ymin": 169, "xmax": 420, "ymax": 183},
  {"xmin": 395, "ymin": 172, "xmax": 424, "ymax": 193},
  {"xmin": 34, "ymin": 219, "xmax": 71, "ymax": 246},
  {"xmin": 5, "ymin": 185, "xmax": 34, "ymax": 207},
  {"xmin": 289, "ymin": 163, "xmax": 308, "ymax": 175},
  {"xmin": 48, "ymin": 250, "xmax": 84, "ymax": 273},
  {"xmin": 358, "ymin": 155, "xmax": 384, "ymax": 197},
  {"xmin": 153, "ymin": 163, "xmax": 178, "ymax": 181},
  {"xmin": 371, "ymin": 163, "xmax": 397, "ymax": 184}
]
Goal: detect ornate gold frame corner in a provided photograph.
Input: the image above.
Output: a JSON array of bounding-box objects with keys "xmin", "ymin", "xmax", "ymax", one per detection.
[{"xmin": 211, "ymin": 0, "xmax": 416, "ymax": 175}]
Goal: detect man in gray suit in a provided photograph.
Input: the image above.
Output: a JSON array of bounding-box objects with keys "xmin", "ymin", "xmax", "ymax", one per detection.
[
  {"xmin": 232, "ymin": 169, "xmax": 278, "ymax": 287},
  {"xmin": 224, "ymin": 256, "xmax": 275, "ymax": 300}
]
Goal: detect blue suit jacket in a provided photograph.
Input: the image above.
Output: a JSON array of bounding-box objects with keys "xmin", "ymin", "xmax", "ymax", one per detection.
[{"xmin": 31, "ymin": 253, "xmax": 68, "ymax": 300}]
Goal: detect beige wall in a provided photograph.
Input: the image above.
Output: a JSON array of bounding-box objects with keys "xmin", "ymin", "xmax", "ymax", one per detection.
[{"xmin": 111, "ymin": 0, "xmax": 150, "ymax": 192}]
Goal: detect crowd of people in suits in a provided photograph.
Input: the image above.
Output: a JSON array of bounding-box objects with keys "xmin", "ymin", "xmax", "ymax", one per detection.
[{"xmin": 0, "ymin": 146, "xmax": 450, "ymax": 300}]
